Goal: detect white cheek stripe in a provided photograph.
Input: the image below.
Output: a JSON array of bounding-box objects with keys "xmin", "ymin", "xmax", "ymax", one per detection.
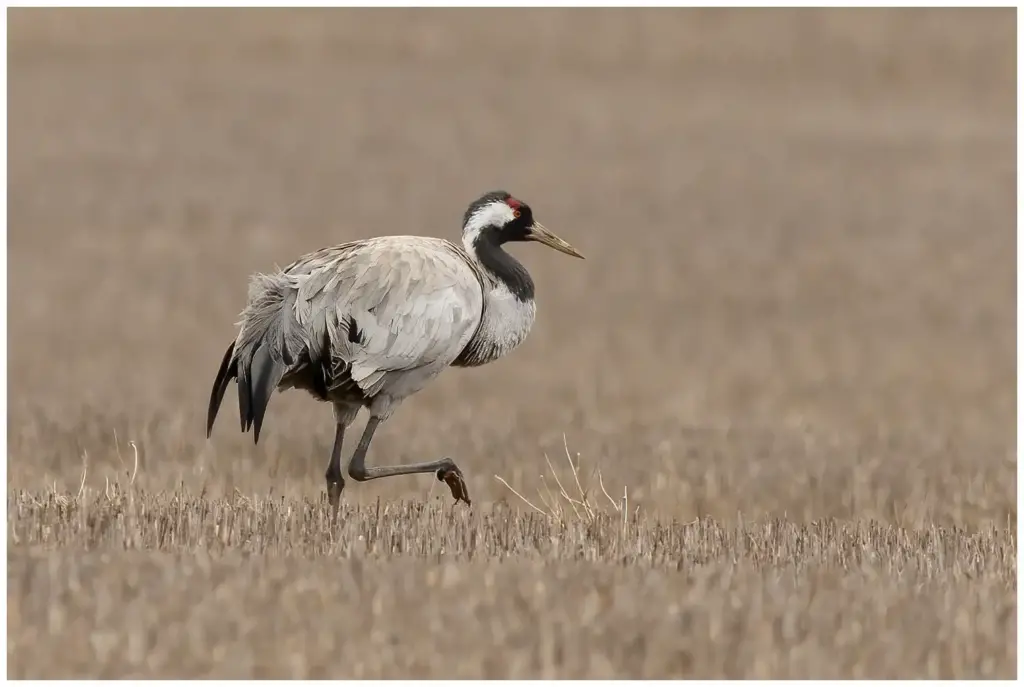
[{"xmin": 462, "ymin": 201, "xmax": 516, "ymax": 252}]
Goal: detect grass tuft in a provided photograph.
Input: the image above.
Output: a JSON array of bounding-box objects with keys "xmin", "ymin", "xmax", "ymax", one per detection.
[{"xmin": 495, "ymin": 435, "xmax": 639, "ymax": 533}]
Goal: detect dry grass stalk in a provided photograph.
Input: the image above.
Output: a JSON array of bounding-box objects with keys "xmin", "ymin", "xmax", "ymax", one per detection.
[{"xmin": 495, "ymin": 435, "xmax": 639, "ymax": 533}]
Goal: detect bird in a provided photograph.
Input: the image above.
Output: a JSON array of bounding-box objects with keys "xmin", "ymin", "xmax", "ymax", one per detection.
[{"xmin": 206, "ymin": 190, "xmax": 584, "ymax": 510}]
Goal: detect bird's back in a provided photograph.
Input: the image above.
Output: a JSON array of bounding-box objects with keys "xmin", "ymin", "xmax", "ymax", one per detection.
[{"xmin": 234, "ymin": 235, "xmax": 486, "ymax": 413}]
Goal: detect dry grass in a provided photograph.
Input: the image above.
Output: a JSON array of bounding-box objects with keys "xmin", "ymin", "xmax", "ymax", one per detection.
[
  {"xmin": 7, "ymin": 7, "xmax": 1017, "ymax": 679},
  {"xmin": 8, "ymin": 483, "xmax": 1016, "ymax": 679}
]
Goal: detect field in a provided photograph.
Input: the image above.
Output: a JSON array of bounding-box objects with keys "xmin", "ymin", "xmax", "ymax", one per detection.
[{"xmin": 6, "ymin": 8, "xmax": 1017, "ymax": 679}]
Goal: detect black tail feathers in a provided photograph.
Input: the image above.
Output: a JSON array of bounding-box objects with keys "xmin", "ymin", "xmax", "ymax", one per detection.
[
  {"xmin": 207, "ymin": 340, "xmax": 285, "ymax": 445},
  {"xmin": 245, "ymin": 343, "xmax": 286, "ymax": 444},
  {"xmin": 207, "ymin": 341, "xmax": 237, "ymax": 439}
]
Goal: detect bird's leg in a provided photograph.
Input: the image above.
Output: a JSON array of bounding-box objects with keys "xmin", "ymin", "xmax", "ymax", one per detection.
[
  {"xmin": 324, "ymin": 422, "xmax": 346, "ymax": 512},
  {"xmin": 347, "ymin": 417, "xmax": 471, "ymax": 505}
]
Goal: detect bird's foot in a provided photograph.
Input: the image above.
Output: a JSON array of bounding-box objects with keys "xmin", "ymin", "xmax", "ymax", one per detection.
[{"xmin": 436, "ymin": 460, "xmax": 471, "ymax": 506}]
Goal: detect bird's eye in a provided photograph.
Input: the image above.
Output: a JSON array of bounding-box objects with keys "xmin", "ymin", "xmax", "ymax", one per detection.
[{"xmin": 513, "ymin": 210, "xmax": 522, "ymax": 219}]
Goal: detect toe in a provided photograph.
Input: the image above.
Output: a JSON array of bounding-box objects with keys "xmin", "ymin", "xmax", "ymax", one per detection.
[{"xmin": 442, "ymin": 469, "xmax": 471, "ymax": 505}]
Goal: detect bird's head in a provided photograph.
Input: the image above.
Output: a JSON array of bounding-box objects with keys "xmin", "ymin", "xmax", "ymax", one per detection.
[{"xmin": 461, "ymin": 190, "xmax": 584, "ymax": 259}]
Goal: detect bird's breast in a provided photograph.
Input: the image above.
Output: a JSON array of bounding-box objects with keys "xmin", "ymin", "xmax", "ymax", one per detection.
[{"xmin": 453, "ymin": 286, "xmax": 536, "ymax": 367}]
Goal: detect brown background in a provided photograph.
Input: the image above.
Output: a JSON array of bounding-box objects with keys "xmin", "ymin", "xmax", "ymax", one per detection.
[{"xmin": 7, "ymin": 8, "xmax": 1016, "ymax": 678}]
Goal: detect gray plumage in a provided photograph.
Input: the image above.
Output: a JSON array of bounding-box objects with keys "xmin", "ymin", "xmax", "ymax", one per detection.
[
  {"xmin": 207, "ymin": 190, "xmax": 583, "ymax": 508},
  {"xmin": 215, "ymin": 236, "xmax": 485, "ymax": 439}
]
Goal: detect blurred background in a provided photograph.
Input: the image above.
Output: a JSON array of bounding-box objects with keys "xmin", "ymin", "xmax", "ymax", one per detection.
[{"xmin": 7, "ymin": 8, "xmax": 1016, "ymax": 525}]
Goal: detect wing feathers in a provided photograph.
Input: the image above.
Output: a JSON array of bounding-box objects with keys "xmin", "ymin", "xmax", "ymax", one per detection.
[
  {"xmin": 237, "ymin": 357, "xmax": 251, "ymax": 433},
  {"xmin": 206, "ymin": 341, "xmax": 237, "ymax": 438},
  {"xmin": 248, "ymin": 343, "xmax": 286, "ymax": 444}
]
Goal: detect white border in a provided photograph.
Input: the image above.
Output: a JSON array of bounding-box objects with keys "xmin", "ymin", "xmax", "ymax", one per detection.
[
  {"xmin": 4, "ymin": 0, "xmax": 1022, "ymax": 6},
  {"xmin": 1, "ymin": 4, "xmax": 9, "ymax": 683},
  {"xmin": 1015, "ymin": 4, "xmax": 1022, "ymax": 683},
  {"xmin": 3, "ymin": 3, "xmax": 1021, "ymax": 685}
]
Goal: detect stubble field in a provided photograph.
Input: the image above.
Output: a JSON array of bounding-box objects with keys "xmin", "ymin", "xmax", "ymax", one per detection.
[{"xmin": 6, "ymin": 8, "xmax": 1017, "ymax": 679}]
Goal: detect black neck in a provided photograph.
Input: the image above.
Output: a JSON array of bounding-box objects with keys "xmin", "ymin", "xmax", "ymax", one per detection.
[{"xmin": 471, "ymin": 227, "xmax": 535, "ymax": 302}]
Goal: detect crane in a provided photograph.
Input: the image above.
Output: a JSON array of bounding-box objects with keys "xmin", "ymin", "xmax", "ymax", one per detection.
[{"xmin": 206, "ymin": 190, "xmax": 583, "ymax": 510}]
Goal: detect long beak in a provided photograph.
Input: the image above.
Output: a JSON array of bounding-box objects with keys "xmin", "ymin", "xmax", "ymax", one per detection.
[{"xmin": 526, "ymin": 222, "xmax": 585, "ymax": 259}]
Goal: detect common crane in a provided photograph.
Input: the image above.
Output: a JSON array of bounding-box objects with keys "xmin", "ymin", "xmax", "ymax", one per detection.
[{"xmin": 206, "ymin": 190, "xmax": 583, "ymax": 509}]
